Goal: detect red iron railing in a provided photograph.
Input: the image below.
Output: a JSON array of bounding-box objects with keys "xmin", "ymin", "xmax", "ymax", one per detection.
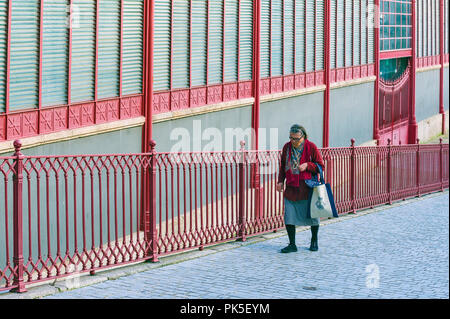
[{"xmin": 1, "ymin": 138, "xmax": 448, "ymax": 293}]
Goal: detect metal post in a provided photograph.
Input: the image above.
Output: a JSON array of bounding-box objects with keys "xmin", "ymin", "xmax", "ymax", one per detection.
[
  {"xmin": 238, "ymin": 140, "xmax": 247, "ymax": 242},
  {"xmin": 387, "ymin": 138, "xmax": 392, "ymax": 204},
  {"xmin": 12, "ymin": 140, "xmax": 26, "ymax": 293},
  {"xmin": 440, "ymin": 138, "xmax": 444, "ymax": 192},
  {"xmin": 350, "ymin": 138, "xmax": 356, "ymax": 214},
  {"xmin": 416, "ymin": 138, "xmax": 420, "ymax": 197},
  {"xmin": 148, "ymin": 140, "xmax": 159, "ymax": 262}
]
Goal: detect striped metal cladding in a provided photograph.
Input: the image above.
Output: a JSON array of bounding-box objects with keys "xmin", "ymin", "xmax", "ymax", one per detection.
[{"xmin": 0, "ymin": 0, "xmax": 7, "ymax": 113}]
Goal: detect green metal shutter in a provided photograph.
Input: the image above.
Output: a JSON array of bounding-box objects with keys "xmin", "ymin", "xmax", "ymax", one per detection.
[
  {"xmin": 330, "ymin": 0, "xmax": 336, "ymax": 69},
  {"xmin": 344, "ymin": 0, "xmax": 352, "ymax": 66},
  {"xmin": 446, "ymin": 0, "xmax": 449, "ymax": 54},
  {"xmin": 192, "ymin": 0, "xmax": 207, "ymax": 86},
  {"xmin": 98, "ymin": 0, "xmax": 120, "ymax": 99},
  {"xmin": 315, "ymin": 0, "xmax": 324, "ymax": 70},
  {"xmin": 0, "ymin": 0, "xmax": 7, "ymax": 113},
  {"xmin": 122, "ymin": 0, "xmax": 143, "ymax": 95},
  {"xmin": 368, "ymin": 0, "xmax": 373, "ymax": 63},
  {"xmin": 9, "ymin": 0, "xmax": 39, "ymax": 111},
  {"xmin": 208, "ymin": 0, "xmax": 223, "ymax": 84},
  {"xmin": 239, "ymin": 0, "xmax": 253, "ymax": 80},
  {"xmin": 353, "ymin": 0, "xmax": 360, "ymax": 65},
  {"xmin": 306, "ymin": 0, "xmax": 315, "ymax": 71},
  {"xmin": 271, "ymin": 0, "xmax": 282, "ymax": 76},
  {"xmin": 261, "ymin": 0, "xmax": 270, "ymax": 77},
  {"xmin": 360, "ymin": 0, "xmax": 367, "ymax": 64},
  {"xmin": 71, "ymin": 0, "xmax": 95, "ymax": 103},
  {"xmin": 224, "ymin": 0, "xmax": 238, "ymax": 82},
  {"xmin": 154, "ymin": 0, "xmax": 171, "ymax": 91},
  {"xmin": 295, "ymin": 0, "xmax": 305, "ymax": 72},
  {"xmin": 284, "ymin": 0, "xmax": 294, "ymax": 75},
  {"xmin": 42, "ymin": 0, "xmax": 69, "ymax": 107},
  {"xmin": 337, "ymin": 0, "xmax": 344, "ymax": 67},
  {"xmin": 172, "ymin": 0, "xmax": 189, "ymax": 89}
]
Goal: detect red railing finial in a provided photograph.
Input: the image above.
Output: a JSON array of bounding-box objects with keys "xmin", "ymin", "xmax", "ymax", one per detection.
[
  {"xmin": 149, "ymin": 139, "xmax": 156, "ymax": 152},
  {"xmin": 351, "ymin": 138, "xmax": 355, "ymax": 147},
  {"xmin": 387, "ymin": 138, "xmax": 391, "ymax": 146},
  {"xmin": 13, "ymin": 140, "xmax": 22, "ymax": 155},
  {"xmin": 240, "ymin": 140, "xmax": 246, "ymax": 151},
  {"xmin": 416, "ymin": 138, "xmax": 420, "ymax": 144}
]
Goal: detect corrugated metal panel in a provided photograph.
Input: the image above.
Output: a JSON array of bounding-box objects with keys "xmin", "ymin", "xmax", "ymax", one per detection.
[
  {"xmin": 208, "ymin": 0, "xmax": 223, "ymax": 84},
  {"xmin": 191, "ymin": 0, "xmax": 207, "ymax": 86},
  {"xmin": 172, "ymin": 0, "xmax": 189, "ymax": 89},
  {"xmin": 224, "ymin": 0, "xmax": 238, "ymax": 82},
  {"xmin": 154, "ymin": 0, "xmax": 171, "ymax": 91},
  {"xmin": 42, "ymin": 0, "xmax": 69, "ymax": 107},
  {"xmin": 71, "ymin": 0, "xmax": 96, "ymax": 103},
  {"xmin": 98, "ymin": 0, "xmax": 120, "ymax": 99},
  {"xmin": 337, "ymin": 0, "xmax": 344, "ymax": 67},
  {"xmin": 427, "ymin": 0, "xmax": 431, "ymax": 56},
  {"xmin": 446, "ymin": 0, "xmax": 449, "ymax": 54},
  {"xmin": 368, "ymin": 0, "xmax": 373, "ymax": 63},
  {"xmin": 360, "ymin": 0, "xmax": 367, "ymax": 65},
  {"xmin": 0, "ymin": 0, "xmax": 8, "ymax": 112},
  {"xmin": 239, "ymin": 0, "xmax": 253, "ymax": 80},
  {"xmin": 305, "ymin": 0, "xmax": 315, "ymax": 71},
  {"xmin": 271, "ymin": 0, "xmax": 282, "ymax": 76},
  {"xmin": 315, "ymin": 0, "xmax": 324, "ymax": 70},
  {"xmin": 435, "ymin": 0, "xmax": 439, "ymax": 55},
  {"xmin": 284, "ymin": 0, "xmax": 294, "ymax": 75},
  {"xmin": 9, "ymin": 0, "xmax": 39, "ymax": 111},
  {"xmin": 295, "ymin": 0, "xmax": 305, "ymax": 72},
  {"xmin": 261, "ymin": 0, "xmax": 270, "ymax": 77},
  {"xmin": 330, "ymin": 0, "xmax": 336, "ymax": 69},
  {"xmin": 353, "ymin": 0, "xmax": 360, "ymax": 65},
  {"xmin": 344, "ymin": 0, "xmax": 352, "ymax": 66},
  {"xmin": 122, "ymin": 0, "xmax": 144, "ymax": 95}
]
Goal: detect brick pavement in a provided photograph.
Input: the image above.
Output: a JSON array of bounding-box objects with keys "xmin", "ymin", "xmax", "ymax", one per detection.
[{"xmin": 3, "ymin": 191, "xmax": 449, "ymax": 299}]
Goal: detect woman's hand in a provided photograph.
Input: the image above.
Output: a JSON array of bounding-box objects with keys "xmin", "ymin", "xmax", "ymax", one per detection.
[
  {"xmin": 276, "ymin": 182, "xmax": 284, "ymax": 192},
  {"xmin": 299, "ymin": 163, "xmax": 308, "ymax": 172}
]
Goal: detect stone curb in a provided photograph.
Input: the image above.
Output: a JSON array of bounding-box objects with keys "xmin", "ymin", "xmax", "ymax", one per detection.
[{"xmin": 0, "ymin": 189, "xmax": 447, "ymax": 299}]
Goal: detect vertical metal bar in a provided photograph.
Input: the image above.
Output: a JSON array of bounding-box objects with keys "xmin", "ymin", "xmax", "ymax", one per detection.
[
  {"xmin": 170, "ymin": 0, "xmax": 173, "ymax": 92},
  {"xmin": 207, "ymin": 0, "xmax": 210, "ymax": 87},
  {"xmin": 293, "ymin": 0, "xmax": 296, "ymax": 74},
  {"xmin": 409, "ymin": 0, "xmax": 418, "ymax": 144},
  {"xmin": 304, "ymin": 0, "xmax": 307, "ymax": 71},
  {"xmin": 38, "ymin": 0, "xmax": 44, "ymax": 135},
  {"xmin": 238, "ymin": 141, "xmax": 246, "ymax": 241},
  {"xmin": 373, "ymin": 0, "xmax": 380, "ymax": 141},
  {"xmin": 439, "ymin": 0, "xmax": 445, "ymax": 133},
  {"xmin": 5, "ymin": 0, "xmax": 12, "ymax": 115},
  {"xmin": 237, "ymin": 0, "xmax": 240, "ymax": 84},
  {"xmin": 68, "ymin": 0, "xmax": 73, "ymax": 105},
  {"xmin": 95, "ymin": 0, "xmax": 99, "ymax": 105},
  {"xmin": 416, "ymin": 138, "xmax": 420, "ymax": 196},
  {"xmin": 148, "ymin": 140, "xmax": 158, "ymax": 262},
  {"xmin": 387, "ymin": 138, "xmax": 392, "ymax": 204},
  {"xmin": 440, "ymin": 138, "xmax": 444, "ymax": 191},
  {"xmin": 12, "ymin": 140, "xmax": 26, "ymax": 293},
  {"xmin": 120, "ymin": 0, "xmax": 123, "ymax": 97},
  {"xmin": 350, "ymin": 138, "xmax": 356, "ymax": 213},
  {"xmin": 323, "ymin": 0, "xmax": 330, "ymax": 147}
]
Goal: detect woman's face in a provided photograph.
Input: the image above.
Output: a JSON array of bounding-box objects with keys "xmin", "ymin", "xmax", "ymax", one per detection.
[{"xmin": 289, "ymin": 132, "xmax": 304, "ymax": 148}]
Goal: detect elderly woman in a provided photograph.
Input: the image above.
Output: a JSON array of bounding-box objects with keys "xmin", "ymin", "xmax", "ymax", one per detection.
[{"xmin": 276, "ymin": 124, "xmax": 325, "ymax": 253}]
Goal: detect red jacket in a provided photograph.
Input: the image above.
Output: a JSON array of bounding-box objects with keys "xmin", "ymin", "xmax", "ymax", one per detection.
[{"xmin": 278, "ymin": 139, "xmax": 325, "ymax": 201}]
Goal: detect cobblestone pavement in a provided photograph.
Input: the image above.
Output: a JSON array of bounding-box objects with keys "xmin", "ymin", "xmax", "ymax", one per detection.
[{"xmin": 43, "ymin": 193, "xmax": 448, "ymax": 299}]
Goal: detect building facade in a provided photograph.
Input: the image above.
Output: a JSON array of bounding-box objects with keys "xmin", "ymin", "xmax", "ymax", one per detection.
[{"xmin": 0, "ymin": 0, "xmax": 448, "ymax": 156}]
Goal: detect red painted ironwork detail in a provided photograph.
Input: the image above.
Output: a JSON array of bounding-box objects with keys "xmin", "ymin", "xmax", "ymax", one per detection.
[{"xmin": 0, "ymin": 96, "xmax": 143, "ymax": 142}]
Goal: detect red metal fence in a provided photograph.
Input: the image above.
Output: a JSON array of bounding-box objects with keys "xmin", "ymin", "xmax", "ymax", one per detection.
[{"xmin": 1, "ymin": 139, "xmax": 448, "ymax": 293}]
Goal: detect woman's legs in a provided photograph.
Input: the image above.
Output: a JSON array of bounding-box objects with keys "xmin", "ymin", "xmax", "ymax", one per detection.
[
  {"xmin": 309, "ymin": 225, "xmax": 319, "ymax": 251},
  {"xmin": 281, "ymin": 224, "xmax": 297, "ymax": 253}
]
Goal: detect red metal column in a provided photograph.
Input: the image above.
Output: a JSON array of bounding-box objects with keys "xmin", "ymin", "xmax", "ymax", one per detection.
[
  {"xmin": 439, "ymin": 0, "xmax": 445, "ymax": 134},
  {"xmin": 148, "ymin": 140, "xmax": 159, "ymax": 262},
  {"xmin": 251, "ymin": 0, "xmax": 262, "ymax": 219},
  {"xmin": 408, "ymin": 0, "xmax": 418, "ymax": 144},
  {"xmin": 373, "ymin": 0, "xmax": 380, "ymax": 142},
  {"xmin": 323, "ymin": 0, "xmax": 331, "ymax": 147},
  {"xmin": 12, "ymin": 140, "xmax": 26, "ymax": 293}
]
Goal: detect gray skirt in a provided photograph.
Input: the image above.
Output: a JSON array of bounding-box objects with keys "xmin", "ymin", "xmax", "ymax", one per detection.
[{"xmin": 284, "ymin": 198, "xmax": 320, "ymax": 226}]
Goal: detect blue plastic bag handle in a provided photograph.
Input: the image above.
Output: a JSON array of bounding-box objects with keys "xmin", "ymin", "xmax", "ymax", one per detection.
[{"xmin": 314, "ymin": 162, "xmax": 325, "ymax": 184}]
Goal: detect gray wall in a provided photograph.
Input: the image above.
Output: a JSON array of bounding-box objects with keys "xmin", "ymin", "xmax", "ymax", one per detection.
[
  {"xmin": 152, "ymin": 105, "xmax": 253, "ymax": 153},
  {"xmin": 259, "ymin": 92, "xmax": 324, "ymax": 149},
  {"xmin": 329, "ymin": 82, "xmax": 375, "ymax": 147},
  {"xmin": 415, "ymin": 68, "xmax": 440, "ymax": 123},
  {"xmin": 444, "ymin": 66, "xmax": 449, "ymax": 112}
]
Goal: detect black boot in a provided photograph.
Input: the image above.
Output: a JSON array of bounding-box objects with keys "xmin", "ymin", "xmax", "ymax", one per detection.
[
  {"xmin": 281, "ymin": 224, "xmax": 297, "ymax": 253},
  {"xmin": 309, "ymin": 225, "xmax": 319, "ymax": 251}
]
